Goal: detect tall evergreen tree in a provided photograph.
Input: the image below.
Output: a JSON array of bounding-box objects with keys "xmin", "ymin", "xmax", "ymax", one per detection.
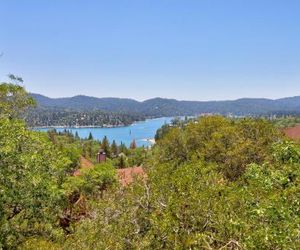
[
  {"xmin": 119, "ymin": 142, "xmax": 128, "ymax": 154},
  {"xmin": 111, "ymin": 140, "xmax": 118, "ymax": 157},
  {"xmin": 88, "ymin": 132, "xmax": 93, "ymax": 140},
  {"xmin": 119, "ymin": 154, "xmax": 126, "ymax": 168},
  {"xmin": 130, "ymin": 139, "xmax": 137, "ymax": 149},
  {"xmin": 101, "ymin": 136, "xmax": 111, "ymax": 157},
  {"xmin": 75, "ymin": 131, "xmax": 80, "ymax": 140}
]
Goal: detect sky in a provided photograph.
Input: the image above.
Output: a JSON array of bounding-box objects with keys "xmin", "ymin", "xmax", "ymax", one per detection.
[{"xmin": 1, "ymin": 0, "xmax": 300, "ymax": 101}]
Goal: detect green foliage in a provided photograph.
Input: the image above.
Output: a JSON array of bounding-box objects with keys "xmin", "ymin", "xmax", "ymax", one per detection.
[
  {"xmin": 61, "ymin": 145, "xmax": 81, "ymax": 172},
  {"xmin": 101, "ymin": 136, "xmax": 111, "ymax": 158},
  {"xmin": 156, "ymin": 116, "xmax": 282, "ymax": 180},
  {"xmin": 155, "ymin": 123, "xmax": 172, "ymax": 141},
  {"xmin": 143, "ymin": 162, "xmax": 226, "ymax": 249},
  {"xmin": 119, "ymin": 142, "xmax": 128, "ymax": 154},
  {"xmin": 63, "ymin": 179, "xmax": 149, "ymax": 249},
  {"xmin": 111, "ymin": 140, "xmax": 118, "ymax": 157},
  {"xmin": 117, "ymin": 154, "xmax": 127, "ymax": 168},
  {"xmin": 127, "ymin": 147, "xmax": 147, "ymax": 167},
  {"xmin": 226, "ymin": 161, "xmax": 300, "ymax": 249},
  {"xmin": 75, "ymin": 131, "xmax": 80, "ymax": 140},
  {"xmin": 25, "ymin": 106, "xmax": 145, "ymax": 127},
  {"xmin": 272, "ymin": 116, "xmax": 300, "ymax": 128},
  {"xmin": 0, "ymin": 82, "xmax": 35, "ymax": 119},
  {"xmin": 19, "ymin": 237, "xmax": 61, "ymax": 250},
  {"xmin": 63, "ymin": 162, "xmax": 117, "ymax": 198},
  {"xmin": 46, "ymin": 129, "xmax": 81, "ymax": 171},
  {"xmin": 87, "ymin": 132, "xmax": 93, "ymax": 140},
  {"xmin": 0, "ymin": 118, "xmax": 70, "ymax": 248},
  {"xmin": 272, "ymin": 141, "xmax": 300, "ymax": 164}
]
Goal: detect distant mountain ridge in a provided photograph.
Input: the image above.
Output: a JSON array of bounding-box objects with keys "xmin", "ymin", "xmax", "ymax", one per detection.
[{"xmin": 30, "ymin": 93, "xmax": 300, "ymax": 117}]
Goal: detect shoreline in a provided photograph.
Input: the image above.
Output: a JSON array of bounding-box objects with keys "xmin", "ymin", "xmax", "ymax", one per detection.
[
  {"xmin": 30, "ymin": 124, "xmax": 131, "ymax": 129},
  {"xmin": 30, "ymin": 116, "xmax": 175, "ymax": 130},
  {"xmin": 140, "ymin": 138, "xmax": 156, "ymax": 144}
]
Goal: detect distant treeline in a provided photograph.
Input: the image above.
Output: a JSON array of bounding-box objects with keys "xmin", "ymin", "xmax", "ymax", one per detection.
[
  {"xmin": 31, "ymin": 93, "xmax": 300, "ymax": 117},
  {"xmin": 24, "ymin": 107, "xmax": 146, "ymax": 127}
]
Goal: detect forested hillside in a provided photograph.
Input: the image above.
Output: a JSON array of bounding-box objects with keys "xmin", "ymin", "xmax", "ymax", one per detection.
[
  {"xmin": 27, "ymin": 93, "xmax": 300, "ymax": 127},
  {"xmin": 24, "ymin": 106, "xmax": 145, "ymax": 127},
  {"xmin": 31, "ymin": 93, "xmax": 300, "ymax": 116},
  {"xmin": 2, "ymin": 80, "xmax": 300, "ymax": 249}
]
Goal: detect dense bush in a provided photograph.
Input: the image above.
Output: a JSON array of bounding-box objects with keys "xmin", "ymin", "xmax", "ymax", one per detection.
[
  {"xmin": 0, "ymin": 119, "xmax": 71, "ymax": 248},
  {"xmin": 155, "ymin": 117, "xmax": 281, "ymax": 180}
]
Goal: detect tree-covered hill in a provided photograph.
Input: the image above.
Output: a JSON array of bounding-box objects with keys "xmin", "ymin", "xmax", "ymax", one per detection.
[
  {"xmin": 30, "ymin": 94, "xmax": 141, "ymax": 112},
  {"xmin": 31, "ymin": 93, "xmax": 300, "ymax": 117},
  {"xmin": 24, "ymin": 106, "xmax": 145, "ymax": 127}
]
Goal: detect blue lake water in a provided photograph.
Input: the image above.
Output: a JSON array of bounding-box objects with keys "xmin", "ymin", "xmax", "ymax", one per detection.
[{"xmin": 35, "ymin": 117, "xmax": 173, "ymax": 147}]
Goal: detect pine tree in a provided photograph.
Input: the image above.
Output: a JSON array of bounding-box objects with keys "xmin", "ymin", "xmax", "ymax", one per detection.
[
  {"xmin": 119, "ymin": 142, "xmax": 128, "ymax": 154},
  {"xmin": 75, "ymin": 131, "xmax": 80, "ymax": 140},
  {"xmin": 101, "ymin": 136, "xmax": 111, "ymax": 157},
  {"xmin": 111, "ymin": 140, "xmax": 118, "ymax": 157},
  {"xmin": 119, "ymin": 154, "xmax": 126, "ymax": 168},
  {"xmin": 130, "ymin": 139, "xmax": 137, "ymax": 150},
  {"xmin": 88, "ymin": 132, "xmax": 93, "ymax": 140}
]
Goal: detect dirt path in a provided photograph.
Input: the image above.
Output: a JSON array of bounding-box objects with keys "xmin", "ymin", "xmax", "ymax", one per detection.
[
  {"xmin": 73, "ymin": 156, "xmax": 94, "ymax": 176},
  {"xmin": 80, "ymin": 156, "xmax": 94, "ymax": 169},
  {"xmin": 117, "ymin": 166, "xmax": 145, "ymax": 186}
]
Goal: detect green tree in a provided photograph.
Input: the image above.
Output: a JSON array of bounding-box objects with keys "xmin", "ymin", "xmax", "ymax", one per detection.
[
  {"xmin": 111, "ymin": 140, "xmax": 118, "ymax": 157},
  {"xmin": 88, "ymin": 132, "xmax": 93, "ymax": 140},
  {"xmin": 128, "ymin": 147, "xmax": 147, "ymax": 166},
  {"xmin": 75, "ymin": 131, "xmax": 80, "ymax": 140},
  {"xmin": 63, "ymin": 162, "xmax": 116, "ymax": 199},
  {"xmin": 0, "ymin": 118, "xmax": 71, "ymax": 248},
  {"xmin": 118, "ymin": 154, "xmax": 127, "ymax": 168},
  {"xmin": 0, "ymin": 79, "xmax": 35, "ymax": 119},
  {"xmin": 101, "ymin": 136, "xmax": 111, "ymax": 158},
  {"xmin": 119, "ymin": 142, "xmax": 128, "ymax": 154},
  {"xmin": 156, "ymin": 116, "xmax": 282, "ymax": 180}
]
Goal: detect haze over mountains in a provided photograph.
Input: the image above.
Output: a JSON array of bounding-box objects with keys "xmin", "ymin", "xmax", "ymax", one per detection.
[{"xmin": 31, "ymin": 93, "xmax": 300, "ymax": 117}]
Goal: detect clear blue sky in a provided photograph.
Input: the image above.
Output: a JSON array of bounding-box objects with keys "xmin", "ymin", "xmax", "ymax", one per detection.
[{"xmin": 1, "ymin": 0, "xmax": 299, "ymax": 101}]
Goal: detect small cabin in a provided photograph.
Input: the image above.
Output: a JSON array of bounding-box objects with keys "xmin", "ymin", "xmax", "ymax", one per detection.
[{"xmin": 96, "ymin": 149, "xmax": 106, "ymax": 163}]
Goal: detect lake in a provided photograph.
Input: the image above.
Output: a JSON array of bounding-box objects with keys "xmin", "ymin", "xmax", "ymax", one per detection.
[{"xmin": 35, "ymin": 117, "xmax": 174, "ymax": 147}]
